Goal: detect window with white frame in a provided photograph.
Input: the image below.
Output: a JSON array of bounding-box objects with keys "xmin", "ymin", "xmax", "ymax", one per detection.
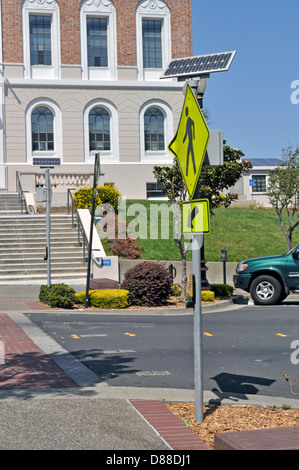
[
  {"xmin": 140, "ymin": 100, "xmax": 173, "ymax": 162},
  {"xmin": 22, "ymin": 0, "xmax": 60, "ymax": 79},
  {"xmin": 136, "ymin": 0, "xmax": 171, "ymax": 81},
  {"xmin": 146, "ymin": 182, "xmax": 165, "ymax": 199},
  {"xmin": 89, "ymin": 107, "xmax": 110, "ymax": 151},
  {"xmin": 144, "ymin": 107, "xmax": 165, "ymax": 151},
  {"xmin": 252, "ymin": 174, "xmax": 267, "ymax": 192},
  {"xmin": 26, "ymin": 98, "xmax": 62, "ymax": 163},
  {"xmin": 142, "ymin": 19, "xmax": 162, "ymax": 69},
  {"xmin": 80, "ymin": 0, "xmax": 117, "ymax": 80},
  {"xmin": 30, "ymin": 15, "xmax": 52, "ymax": 66},
  {"xmin": 32, "ymin": 106, "xmax": 54, "ymax": 151},
  {"xmin": 87, "ymin": 17, "xmax": 108, "ymax": 67},
  {"xmin": 84, "ymin": 99, "xmax": 118, "ymax": 163}
]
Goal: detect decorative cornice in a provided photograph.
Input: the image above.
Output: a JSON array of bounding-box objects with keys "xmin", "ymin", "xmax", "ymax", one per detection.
[
  {"xmin": 81, "ymin": 0, "xmax": 115, "ymax": 13},
  {"xmin": 136, "ymin": 0, "xmax": 169, "ymax": 15},
  {"xmin": 23, "ymin": 0, "xmax": 59, "ymax": 10}
]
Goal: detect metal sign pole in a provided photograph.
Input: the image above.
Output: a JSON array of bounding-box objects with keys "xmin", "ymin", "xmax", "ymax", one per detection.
[
  {"xmin": 164, "ymin": 52, "xmax": 235, "ymax": 424},
  {"xmin": 45, "ymin": 167, "xmax": 51, "ymax": 287},
  {"xmin": 189, "ymin": 80, "xmax": 204, "ymax": 423},
  {"xmin": 192, "ymin": 231, "xmax": 203, "ymax": 422},
  {"xmin": 32, "ymin": 158, "xmax": 61, "ymax": 288}
]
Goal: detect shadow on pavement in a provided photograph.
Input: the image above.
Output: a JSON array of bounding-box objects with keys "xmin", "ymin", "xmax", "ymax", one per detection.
[{"xmin": 209, "ymin": 372, "xmax": 275, "ymax": 403}]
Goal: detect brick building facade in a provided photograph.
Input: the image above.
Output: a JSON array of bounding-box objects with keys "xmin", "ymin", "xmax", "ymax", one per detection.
[{"xmin": 0, "ymin": 0, "xmax": 193, "ymax": 202}]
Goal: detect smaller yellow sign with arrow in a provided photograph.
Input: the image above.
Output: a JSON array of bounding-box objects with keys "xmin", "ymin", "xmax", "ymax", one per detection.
[
  {"xmin": 182, "ymin": 199, "xmax": 210, "ymax": 236},
  {"xmin": 168, "ymin": 83, "xmax": 210, "ymax": 199}
]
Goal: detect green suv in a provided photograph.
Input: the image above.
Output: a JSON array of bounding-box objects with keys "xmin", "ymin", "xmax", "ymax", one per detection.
[{"xmin": 233, "ymin": 244, "xmax": 299, "ymax": 305}]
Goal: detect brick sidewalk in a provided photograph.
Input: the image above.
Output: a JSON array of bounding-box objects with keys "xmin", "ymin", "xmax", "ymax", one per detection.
[
  {"xmin": 130, "ymin": 400, "xmax": 211, "ymax": 450},
  {"xmin": 0, "ymin": 313, "xmax": 76, "ymax": 389}
]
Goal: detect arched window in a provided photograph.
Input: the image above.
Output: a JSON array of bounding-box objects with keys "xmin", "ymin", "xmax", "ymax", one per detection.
[
  {"xmin": 26, "ymin": 98, "xmax": 62, "ymax": 163},
  {"xmin": 144, "ymin": 107, "xmax": 165, "ymax": 151},
  {"xmin": 89, "ymin": 107, "xmax": 110, "ymax": 151},
  {"xmin": 139, "ymin": 100, "xmax": 173, "ymax": 163},
  {"xmin": 84, "ymin": 99, "xmax": 118, "ymax": 163},
  {"xmin": 31, "ymin": 106, "xmax": 54, "ymax": 151}
]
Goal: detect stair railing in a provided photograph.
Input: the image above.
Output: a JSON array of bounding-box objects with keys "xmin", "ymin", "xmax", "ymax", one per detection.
[
  {"xmin": 67, "ymin": 189, "xmax": 89, "ymax": 262},
  {"xmin": 16, "ymin": 171, "xmax": 26, "ymax": 213}
]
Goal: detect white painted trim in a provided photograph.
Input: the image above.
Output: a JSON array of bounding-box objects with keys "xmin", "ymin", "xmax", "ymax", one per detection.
[
  {"xmin": 0, "ymin": 76, "xmax": 6, "ymax": 188},
  {"xmin": 136, "ymin": 0, "xmax": 172, "ymax": 82},
  {"xmin": 80, "ymin": 0, "xmax": 117, "ymax": 81},
  {"xmin": 139, "ymin": 99, "xmax": 173, "ymax": 163},
  {"xmin": 5, "ymin": 78, "xmax": 183, "ymax": 90},
  {"xmin": 22, "ymin": 0, "xmax": 61, "ymax": 80},
  {"xmin": 6, "ymin": 161, "xmax": 169, "ymax": 166},
  {"xmin": 249, "ymin": 173, "xmax": 268, "ymax": 194},
  {"xmin": 25, "ymin": 97, "xmax": 63, "ymax": 163},
  {"xmin": 251, "ymin": 166, "xmax": 279, "ymax": 171},
  {"xmin": 0, "ymin": 0, "xmax": 3, "ymax": 76},
  {"xmin": 83, "ymin": 98, "xmax": 119, "ymax": 163}
]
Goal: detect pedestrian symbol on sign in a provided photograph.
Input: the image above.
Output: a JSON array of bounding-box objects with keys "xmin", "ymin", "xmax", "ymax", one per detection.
[
  {"xmin": 183, "ymin": 107, "xmax": 196, "ymax": 176},
  {"xmin": 168, "ymin": 83, "xmax": 210, "ymax": 199}
]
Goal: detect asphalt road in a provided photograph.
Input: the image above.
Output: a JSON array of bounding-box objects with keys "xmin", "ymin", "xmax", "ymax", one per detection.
[{"xmin": 26, "ymin": 301, "xmax": 299, "ymax": 400}]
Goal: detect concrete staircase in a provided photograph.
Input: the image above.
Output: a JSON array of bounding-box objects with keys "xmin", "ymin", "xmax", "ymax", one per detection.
[
  {"xmin": 231, "ymin": 195, "xmax": 257, "ymax": 207},
  {"xmin": 0, "ymin": 194, "xmax": 88, "ymax": 284},
  {"xmin": 0, "ymin": 192, "xmax": 23, "ymax": 214}
]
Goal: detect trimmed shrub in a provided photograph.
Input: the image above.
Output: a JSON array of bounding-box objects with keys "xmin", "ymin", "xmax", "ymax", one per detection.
[
  {"xmin": 97, "ymin": 184, "xmax": 121, "ymax": 214},
  {"xmin": 74, "ymin": 184, "xmax": 121, "ymax": 213},
  {"xmin": 111, "ymin": 237, "xmax": 143, "ymax": 259},
  {"xmin": 39, "ymin": 283, "xmax": 76, "ymax": 309},
  {"xmin": 210, "ymin": 283, "xmax": 233, "ymax": 297},
  {"xmin": 121, "ymin": 261, "xmax": 172, "ymax": 307},
  {"xmin": 73, "ymin": 185, "xmax": 102, "ymax": 209},
  {"xmin": 39, "ymin": 284, "xmax": 49, "ymax": 303},
  {"xmin": 75, "ymin": 291, "xmax": 87, "ymax": 304},
  {"xmin": 171, "ymin": 283, "xmax": 182, "ymax": 298},
  {"xmin": 101, "ymin": 214, "xmax": 143, "ymax": 259},
  {"xmin": 75, "ymin": 289, "xmax": 129, "ymax": 309},
  {"xmin": 201, "ymin": 290, "xmax": 215, "ymax": 302}
]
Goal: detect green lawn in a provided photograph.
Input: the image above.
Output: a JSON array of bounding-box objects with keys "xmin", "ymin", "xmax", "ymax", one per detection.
[{"xmin": 114, "ymin": 200, "xmax": 299, "ymax": 263}]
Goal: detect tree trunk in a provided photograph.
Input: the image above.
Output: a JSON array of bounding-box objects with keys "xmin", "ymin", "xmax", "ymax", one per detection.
[
  {"xmin": 181, "ymin": 253, "xmax": 187, "ymax": 301},
  {"xmin": 175, "ymin": 238, "xmax": 188, "ymax": 300}
]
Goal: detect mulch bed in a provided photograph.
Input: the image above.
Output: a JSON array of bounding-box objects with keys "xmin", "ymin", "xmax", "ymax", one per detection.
[{"xmin": 165, "ymin": 402, "xmax": 299, "ymax": 450}]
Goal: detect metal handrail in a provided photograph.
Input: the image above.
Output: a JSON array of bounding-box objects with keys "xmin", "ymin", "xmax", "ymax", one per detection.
[
  {"xmin": 67, "ymin": 189, "xmax": 89, "ymax": 262},
  {"xmin": 16, "ymin": 171, "xmax": 26, "ymax": 213}
]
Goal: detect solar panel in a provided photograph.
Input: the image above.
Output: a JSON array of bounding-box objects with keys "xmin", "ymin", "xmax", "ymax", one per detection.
[
  {"xmin": 32, "ymin": 157, "xmax": 61, "ymax": 167},
  {"xmin": 161, "ymin": 51, "xmax": 236, "ymax": 79},
  {"xmin": 249, "ymin": 158, "xmax": 283, "ymax": 167}
]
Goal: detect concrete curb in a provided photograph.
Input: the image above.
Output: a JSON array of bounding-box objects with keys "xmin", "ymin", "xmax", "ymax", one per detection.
[{"xmin": 17, "ymin": 295, "xmax": 246, "ymax": 316}]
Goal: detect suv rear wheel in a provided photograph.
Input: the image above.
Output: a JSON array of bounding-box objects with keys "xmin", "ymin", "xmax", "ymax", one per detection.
[{"xmin": 250, "ymin": 275, "xmax": 282, "ymax": 305}]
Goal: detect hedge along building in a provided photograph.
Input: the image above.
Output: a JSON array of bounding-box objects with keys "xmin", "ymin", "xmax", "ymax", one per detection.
[{"xmin": 0, "ymin": 0, "xmax": 193, "ymax": 204}]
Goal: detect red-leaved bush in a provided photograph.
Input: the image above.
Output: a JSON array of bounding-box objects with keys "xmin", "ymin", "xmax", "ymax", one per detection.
[{"xmin": 121, "ymin": 261, "xmax": 172, "ymax": 307}]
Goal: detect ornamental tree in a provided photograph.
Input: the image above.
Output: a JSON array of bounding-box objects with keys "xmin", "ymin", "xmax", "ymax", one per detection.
[
  {"xmin": 153, "ymin": 142, "xmax": 252, "ymax": 299},
  {"xmin": 267, "ymin": 146, "xmax": 299, "ymax": 252}
]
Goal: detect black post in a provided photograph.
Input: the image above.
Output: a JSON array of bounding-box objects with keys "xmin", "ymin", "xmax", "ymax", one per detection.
[
  {"xmin": 221, "ymin": 246, "xmax": 227, "ymax": 285},
  {"xmin": 168, "ymin": 264, "xmax": 177, "ymax": 284},
  {"xmin": 85, "ymin": 153, "xmax": 99, "ymax": 308}
]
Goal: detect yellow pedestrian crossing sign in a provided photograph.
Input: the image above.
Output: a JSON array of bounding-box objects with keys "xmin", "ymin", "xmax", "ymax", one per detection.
[
  {"xmin": 168, "ymin": 83, "xmax": 210, "ymax": 199},
  {"xmin": 182, "ymin": 199, "xmax": 210, "ymax": 236}
]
